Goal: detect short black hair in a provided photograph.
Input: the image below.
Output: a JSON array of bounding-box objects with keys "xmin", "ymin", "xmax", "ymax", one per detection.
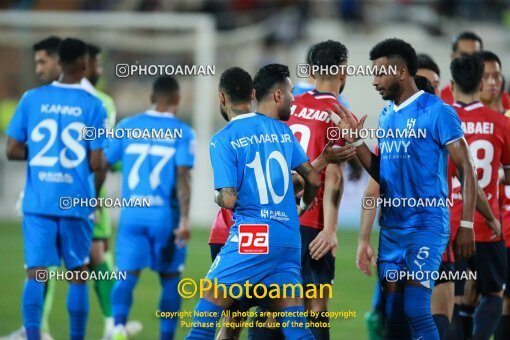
[
  {"xmin": 475, "ymin": 50, "xmax": 502, "ymax": 69},
  {"xmin": 253, "ymin": 64, "xmax": 290, "ymax": 102},
  {"xmin": 58, "ymin": 38, "xmax": 88, "ymax": 64},
  {"xmin": 369, "ymin": 38, "xmax": 418, "ymax": 76},
  {"xmin": 219, "ymin": 67, "xmax": 253, "ymax": 104},
  {"xmin": 414, "ymin": 75, "xmax": 435, "ymax": 95},
  {"xmin": 450, "ymin": 54, "xmax": 484, "ymax": 94},
  {"xmin": 33, "ymin": 36, "xmax": 62, "ymax": 55},
  {"xmin": 153, "ymin": 75, "xmax": 179, "ymax": 101},
  {"xmin": 452, "ymin": 31, "xmax": 483, "ymax": 52},
  {"xmin": 417, "ymin": 54, "xmax": 440, "ymax": 77},
  {"xmin": 308, "ymin": 40, "xmax": 348, "ymax": 67},
  {"xmin": 87, "ymin": 43, "xmax": 101, "ymax": 58}
]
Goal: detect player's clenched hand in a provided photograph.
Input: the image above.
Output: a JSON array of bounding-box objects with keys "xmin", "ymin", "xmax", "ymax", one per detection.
[
  {"xmin": 174, "ymin": 218, "xmax": 191, "ymax": 247},
  {"xmin": 328, "ymin": 103, "xmax": 367, "ymax": 144},
  {"xmin": 455, "ymin": 227, "xmax": 476, "ymax": 260},
  {"xmin": 486, "ymin": 218, "xmax": 502, "ymax": 240},
  {"xmin": 309, "ymin": 229, "xmax": 338, "ymax": 260},
  {"xmin": 322, "ymin": 141, "xmax": 356, "ymax": 164},
  {"xmin": 356, "ymin": 240, "xmax": 376, "ymax": 276}
]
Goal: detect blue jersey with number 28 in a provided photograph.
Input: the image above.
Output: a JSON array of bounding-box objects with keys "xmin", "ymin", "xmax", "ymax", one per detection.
[
  {"xmin": 6, "ymin": 82, "xmax": 106, "ymax": 219},
  {"xmin": 210, "ymin": 112, "xmax": 309, "ymax": 248}
]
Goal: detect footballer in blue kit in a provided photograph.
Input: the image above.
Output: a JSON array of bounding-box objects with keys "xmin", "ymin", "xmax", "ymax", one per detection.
[
  {"xmin": 336, "ymin": 39, "xmax": 477, "ymax": 340},
  {"xmin": 6, "ymin": 38, "xmax": 107, "ymax": 340},
  {"xmin": 187, "ymin": 64, "xmax": 320, "ymax": 340},
  {"xmin": 105, "ymin": 76, "xmax": 195, "ymax": 340}
]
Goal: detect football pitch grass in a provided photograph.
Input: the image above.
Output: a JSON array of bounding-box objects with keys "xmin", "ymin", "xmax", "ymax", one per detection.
[{"xmin": 0, "ymin": 220, "xmax": 378, "ymax": 339}]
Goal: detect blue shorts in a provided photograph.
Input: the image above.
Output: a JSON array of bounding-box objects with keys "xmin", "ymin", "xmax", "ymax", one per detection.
[
  {"xmin": 207, "ymin": 241, "xmax": 302, "ymax": 293},
  {"xmin": 115, "ymin": 223, "xmax": 185, "ymax": 274},
  {"xmin": 378, "ymin": 226, "xmax": 448, "ymax": 289},
  {"xmin": 23, "ymin": 213, "xmax": 94, "ymax": 270}
]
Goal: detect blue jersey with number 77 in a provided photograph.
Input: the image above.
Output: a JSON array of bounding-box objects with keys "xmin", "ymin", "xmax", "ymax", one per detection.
[
  {"xmin": 104, "ymin": 110, "xmax": 196, "ymax": 228},
  {"xmin": 210, "ymin": 112, "xmax": 309, "ymax": 249},
  {"xmin": 6, "ymin": 82, "xmax": 106, "ymax": 219}
]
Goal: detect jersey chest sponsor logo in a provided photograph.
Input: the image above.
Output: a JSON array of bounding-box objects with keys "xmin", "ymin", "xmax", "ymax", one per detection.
[
  {"xmin": 461, "ymin": 121, "xmax": 494, "ymax": 135},
  {"xmin": 379, "ymin": 140, "xmax": 411, "ymax": 154},
  {"xmin": 290, "ymin": 105, "xmax": 331, "ymax": 123},
  {"xmin": 238, "ymin": 224, "xmax": 269, "ymax": 254},
  {"xmin": 41, "ymin": 104, "xmax": 82, "ymax": 117}
]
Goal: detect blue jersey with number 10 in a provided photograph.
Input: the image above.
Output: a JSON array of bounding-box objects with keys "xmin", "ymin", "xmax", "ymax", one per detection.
[
  {"xmin": 210, "ymin": 112, "xmax": 309, "ymax": 249},
  {"xmin": 6, "ymin": 82, "xmax": 107, "ymax": 219},
  {"xmin": 105, "ymin": 110, "xmax": 196, "ymax": 228}
]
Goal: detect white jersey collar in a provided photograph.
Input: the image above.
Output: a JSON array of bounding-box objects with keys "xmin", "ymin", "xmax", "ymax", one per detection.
[
  {"xmin": 230, "ymin": 112, "xmax": 257, "ymax": 121},
  {"xmin": 145, "ymin": 109, "xmax": 175, "ymax": 118},
  {"xmin": 51, "ymin": 81, "xmax": 83, "ymax": 90},
  {"xmin": 394, "ymin": 90, "xmax": 424, "ymax": 112}
]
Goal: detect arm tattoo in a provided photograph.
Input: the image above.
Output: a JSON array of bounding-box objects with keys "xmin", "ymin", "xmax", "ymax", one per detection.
[
  {"xmin": 216, "ymin": 187, "xmax": 237, "ymax": 208},
  {"xmin": 294, "ymin": 163, "xmax": 312, "ymax": 178}
]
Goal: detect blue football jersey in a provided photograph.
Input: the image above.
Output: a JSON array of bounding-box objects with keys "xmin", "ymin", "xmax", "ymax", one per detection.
[
  {"xmin": 6, "ymin": 82, "xmax": 106, "ymax": 219},
  {"xmin": 210, "ymin": 112, "xmax": 309, "ymax": 248},
  {"xmin": 105, "ymin": 110, "xmax": 195, "ymax": 227},
  {"xmin": 378, "ymin": 91, "xmax": 463, "ymax": 232}
]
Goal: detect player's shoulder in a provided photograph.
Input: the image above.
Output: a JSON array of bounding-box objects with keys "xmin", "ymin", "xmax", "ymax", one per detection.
[
  {"xmin": 21, "ymin": 84, "xmax": 55, "ymax": 100},
  {"xmin": 214, "ymin": 112, "xmax": 256, "ymax": 136},
  {"xmin": 293, "ymin": 91, "xmax": 313, "ymax": 104},
  {"xmin": 421, "ymin": 93, "xmax": 455, "ymax": 114},
  {"xmin": 170, "ymin": 116, "xmax": 195, "ymax": 138}
]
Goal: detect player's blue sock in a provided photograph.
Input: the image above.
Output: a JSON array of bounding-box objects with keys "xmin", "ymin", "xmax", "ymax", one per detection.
[
  {"xmin": 473, "ymin": 294, "xmax": 502, "ymax": 340},
  {"xmin": 67, "ymin": 283, "xmax": 89, "ymax": 340},
  {"xmin": 186, "ymin": 298, "xmax": 223, "ymax": 339},
  {"xmin": 433, "ymin": 314, "xmax": 450, "ymax": 340},
  {"xmin": 385, "ymin": 291, "xmax": 409, "ymax": 339},
  {"xmin": 22, "ymin": 278, "xmax": 45, "ymax": 340},
  {"xmin": 159, "ymin": 276, "xmax": 181, "ymax": 340},
  {"xmin": 404, "ymin": 285, "xmax": 438, "ymax": 339},
  {"xmin": 275, "ymin": 305, "xmax": 314, "ymax": 340},
  {"xmin": 112, "ymin": 273, "xmax": 139, "ymax": 326}
]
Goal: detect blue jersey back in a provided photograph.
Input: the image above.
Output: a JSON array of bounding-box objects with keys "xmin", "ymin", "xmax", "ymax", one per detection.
[
  {"xmin": 6, "ymin": 82, "xmax": 106, "ymax": 219},
  {"xmin": 210, "ymin": 113, "xmax": 309, "ymax": 248},
  {"xmin": 378, "ymin": 91, "xmax": 463, "ymax": 232},
  {"xmin": 105, "ymin": 110, "xmax": 195, "ymax": 227}
]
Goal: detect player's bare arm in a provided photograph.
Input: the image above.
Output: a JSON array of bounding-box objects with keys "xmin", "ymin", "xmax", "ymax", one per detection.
[
  {"xmin": 92, "ymin": 150, "xmax": 107, "ymax": 225},
  {"xmin": 309, "ymin": 164, "xmax": 342, "ymax": 260},
  {"xmin": 92, "ymin": 150, "xmax": 107, "ymax": 197},
  {"xmin": 328, "ymin": 103, "xmax": 380, "ymax": 181},
  {"xmin": 293, "ymin": 143, "xmax": 356, "ymax": 193},
  {"xmin": 6, "ymin": 137, "xmax": 27, "ymax": 161},
  {"xmin": 175, "ymin": 166, "xmax": 192, "ymax": 244},
  {"xmin": 312, "ymin": 141, "xmax": 357, "ymax": 170},
  {"xmin": 214, "ymin": 187, "xmax": 237, "ymax": 210},
  {"xmin": 473, "ymin": 185, "xmax": 501, "ymax": 239},
  {"xmin": 356, "ymin": 177, "xmax": 379, "ymax": 276},
  {"xmin": 294, "ymin": 161, "xmax": 321, "ymax": 215},
  {"xmin": 447, "ymin": 137, "xmax": 477, "ymax": 259}
]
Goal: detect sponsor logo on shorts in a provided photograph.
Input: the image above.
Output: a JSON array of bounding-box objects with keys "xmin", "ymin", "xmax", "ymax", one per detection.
[{"xmin": 238, "ymin": 224, "xmax": 269, "ymax": 254}]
